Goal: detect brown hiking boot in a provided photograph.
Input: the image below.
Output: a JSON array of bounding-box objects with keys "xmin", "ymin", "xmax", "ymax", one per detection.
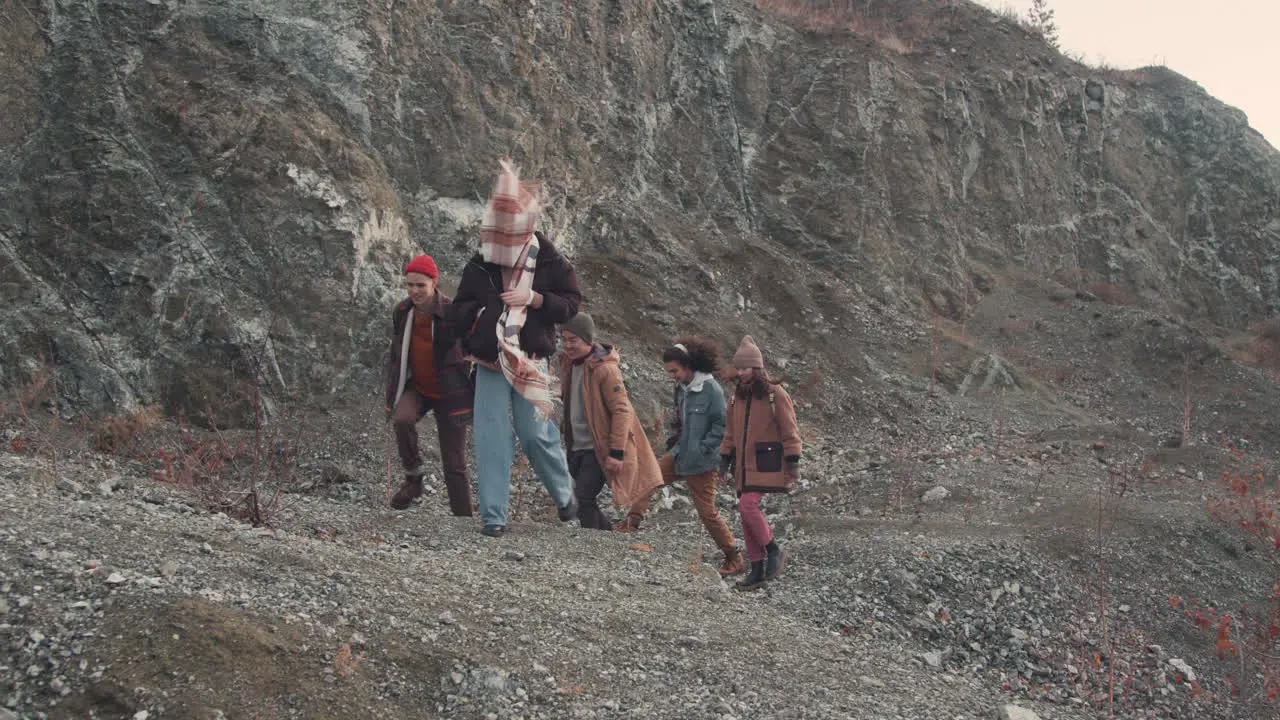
[
  {"xmin": 615, "ymin": 514, "xmax": 643, "ymax": 533},
  {"xmin": 390, "ymin": 474, "xmax": 423, "ymax": 510},
  {"xmin": 718, "ymin": 549, "xmax": 745, "ymax": 577}
]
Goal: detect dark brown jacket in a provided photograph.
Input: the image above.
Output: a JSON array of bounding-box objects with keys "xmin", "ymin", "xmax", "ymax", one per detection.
[
  {"xmin": 720, "ymin": 384, "xmax": 802, "ymax": 494},
  {"xmin": 448, "ymin": 241, "xmax": 581, "ymax": 362},
  {"xmin": 385, "ymin": 293, "xmax": 474, "ymax": 425}
]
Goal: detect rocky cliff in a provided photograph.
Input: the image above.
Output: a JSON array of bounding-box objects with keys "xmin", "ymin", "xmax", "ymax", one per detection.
[{"xmin": 3, "ymin": 0, "xmax": 1277, "ymax": 420}]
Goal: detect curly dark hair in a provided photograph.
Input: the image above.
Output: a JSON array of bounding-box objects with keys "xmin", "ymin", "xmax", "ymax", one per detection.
[{"xmin": 661, "ymin": 336, "xmax": 720, "ymax": 375}]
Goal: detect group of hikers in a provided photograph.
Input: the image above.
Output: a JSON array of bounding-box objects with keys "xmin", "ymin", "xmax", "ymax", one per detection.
[{"xmin": 383, "ymin": 161, "xmax": 802, "ymax": 590}]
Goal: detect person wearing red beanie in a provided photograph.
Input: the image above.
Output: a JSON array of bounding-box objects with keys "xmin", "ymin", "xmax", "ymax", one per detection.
[
  {"xmin": 403, "ymin": 254, "xmax": 438, "ymax": 280},
  {"xmin": 384, "ymin": 253, "xmax": 475, "ymax": 516}
]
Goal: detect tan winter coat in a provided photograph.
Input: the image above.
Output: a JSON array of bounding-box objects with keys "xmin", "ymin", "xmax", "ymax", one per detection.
[
  {"xmin": 720, "ymin": 383, "xmax": 803, "ymax": 494},
  {"xmin": 559, "ymin": 345, "xmax": 663, "ymax": 506}
]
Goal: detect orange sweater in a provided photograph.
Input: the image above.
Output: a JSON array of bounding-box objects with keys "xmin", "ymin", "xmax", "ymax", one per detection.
[{"xmin": 409, "ymin": 313, "xmax": 443, "ymax": 399}]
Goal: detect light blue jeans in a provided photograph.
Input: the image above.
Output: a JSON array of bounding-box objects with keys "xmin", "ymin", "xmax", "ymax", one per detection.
[{"xmin": 473, "ymin": 364, "xmax": 574, "ymax": 526}]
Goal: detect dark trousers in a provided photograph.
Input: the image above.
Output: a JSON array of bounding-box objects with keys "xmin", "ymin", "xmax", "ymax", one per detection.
[
  {"xmin": 568, "ymin": 449, "xmax": 613, "ymax": 531},
  {"xmin": 393, "ymin": 388, "xmax": 472, "ymax": 517}
]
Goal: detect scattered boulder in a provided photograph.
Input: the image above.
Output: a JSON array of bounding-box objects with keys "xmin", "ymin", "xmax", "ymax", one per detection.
[
  {"xmin": 996, "ymin": 705, "xmax": 1041, "ymax": 720},
  {"xmin": 921, "ymin": 486, "xmax": 950, "ymax": 504}
]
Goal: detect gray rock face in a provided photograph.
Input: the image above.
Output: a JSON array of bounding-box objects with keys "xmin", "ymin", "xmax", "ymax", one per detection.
[{"xmin": 2, "ymin": 0, "xmax": 1277, "ymax": 418}]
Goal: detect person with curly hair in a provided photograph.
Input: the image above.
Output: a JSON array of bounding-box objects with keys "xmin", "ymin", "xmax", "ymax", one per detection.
[
  {"xmin": 622, "ymin": 337, "xmax": 744, "ymax": 577},
  {"xmin": 720, "ymin": 335, "xmax": 801, "ymax": 590}
]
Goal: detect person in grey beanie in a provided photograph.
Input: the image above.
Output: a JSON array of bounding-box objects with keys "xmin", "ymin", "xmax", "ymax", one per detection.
[{"xmin": 558, "ymin": 313, "xmax": 662, "ymax": 530}]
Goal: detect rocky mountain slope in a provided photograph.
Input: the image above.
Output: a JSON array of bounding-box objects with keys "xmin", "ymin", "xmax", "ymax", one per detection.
[{"xmin": 2, "ymin": 0, "xmax": 1277, "ymax": 417}]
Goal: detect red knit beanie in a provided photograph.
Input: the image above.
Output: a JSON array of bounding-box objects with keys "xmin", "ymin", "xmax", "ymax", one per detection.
[{"xmin": 403, "ymin": 254, "xmax": 438, "ymax": 279}]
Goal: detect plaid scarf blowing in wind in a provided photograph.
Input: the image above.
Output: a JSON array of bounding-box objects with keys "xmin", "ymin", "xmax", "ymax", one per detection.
[{"xmin": 481, "ymin": 159, "xmax": 555, "ymax": 420}]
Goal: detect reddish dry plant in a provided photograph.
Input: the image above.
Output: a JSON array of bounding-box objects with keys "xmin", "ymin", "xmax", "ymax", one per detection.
[
  {"xmin": 887, "ymin": 444, "xmax": 914, "ymax": 510},
  {"xmin": 928, "ymin": 318, "xmax": 941, "ymax": 396},
  {"xmin": 1002, "ymin": 346, "xmax": 1028, "ymax": 364},
  {"xmin": 754, "ymin": 0, "xmax": 925, "ymax": 53},
  {"xmin": 1250, "ymin": 318, "xmax": 1280, "ymax": 372},
  {"xmin": 998, "ymin": 318, "xmax": 1029, "ymax": 337},
  {"xmin": 333, "ymin": 643, "xmax": 364, "ymax": 678},
  {"xmin": 788, "ymin": 371, "xmax": 828, "ymax": 410},
  {"xmin": 1089, "ymin": 282, "xmax": 1132, "ymax": 306},
  {"xmin": 1180, "ymin": 353, "xmax": 1194, "ymax": 448},
  {"xmin": 90, "ymin": 405, "xmax": 163, "ymax": 456},
  {"xmin": 145, "ymin": 383, "xmax": 302, "ymax": 527},
  {"xmin": 1027, "ymin": 362, "xmax": 1074, "ymax": 386},
  {"xmin": 1054, "ymin": 267, "xmax": 1087, "ymax": 293},
  {"xmin": 1, "ymin": 361, "xmax": 63, "ymax": 480},
  {"xmin": 1171, "ymin": 446, "xmax": 1280, "ymax": 710}
]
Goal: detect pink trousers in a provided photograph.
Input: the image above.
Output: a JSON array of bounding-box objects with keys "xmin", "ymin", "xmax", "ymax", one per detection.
[{"xmin": 739, "ymin": 491, "xmax": 773, "ymax": 562}]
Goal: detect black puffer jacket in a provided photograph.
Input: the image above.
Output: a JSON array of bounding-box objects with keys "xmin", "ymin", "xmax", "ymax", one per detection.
[{"xmin": 448, "ymin": 239, "xmax": 581, "ymax": 361}]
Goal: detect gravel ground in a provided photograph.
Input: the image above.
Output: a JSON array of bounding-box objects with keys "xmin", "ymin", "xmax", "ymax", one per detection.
[{"xmin": 1, "ymin": 421, "xmax": 1269, "ymax": 720}]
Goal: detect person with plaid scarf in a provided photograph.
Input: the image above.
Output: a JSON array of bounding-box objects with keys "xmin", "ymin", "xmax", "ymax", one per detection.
[
  {"xmin": 449, "ymin": 160, "xmax": 583, "ymax": 538},
  {"xmin": 384, "ymin": 253, "xmax": 475, "ymax": 517}
]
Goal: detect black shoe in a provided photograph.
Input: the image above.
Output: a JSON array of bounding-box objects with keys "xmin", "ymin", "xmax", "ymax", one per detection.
[
  {"xmin": 765, "ymin": 545, "xmax": 787, "ymax": 581},
  {"xmin": 734, "ymin": 561, "xmax": 767, "ymax": 591},
  {"xmin": 480, "ymin": 524, "xmax": 506, "ymax": 538},
  {"xmin": 558, "ymin": 497, "xmax": 578, "ymax": 523}
]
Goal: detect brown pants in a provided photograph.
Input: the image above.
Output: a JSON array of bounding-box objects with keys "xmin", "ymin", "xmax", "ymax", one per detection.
[
  {"xmin": 628, "ymin": 454, "xmax": 736, "ymax": 553},
  {"xmin": 393, "ymin": 388, "xmax": 472, "ymax": 517}
]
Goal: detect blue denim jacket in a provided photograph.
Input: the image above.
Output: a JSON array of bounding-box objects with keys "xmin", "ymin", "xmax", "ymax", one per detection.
[{"xmin": 670, "ymin": 373, "xmax": 726, "ymax": 476}]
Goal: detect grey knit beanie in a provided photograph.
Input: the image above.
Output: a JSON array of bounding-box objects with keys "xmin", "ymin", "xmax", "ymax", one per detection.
[{"xmin": 561, "ymin": 313, "xmax": 595, "ymax": 344}]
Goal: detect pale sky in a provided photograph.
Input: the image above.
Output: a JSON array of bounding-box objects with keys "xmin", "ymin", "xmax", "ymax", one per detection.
[{"xmin": 980, "ymin": 1, "xmax": 1280, "ymax": 151}]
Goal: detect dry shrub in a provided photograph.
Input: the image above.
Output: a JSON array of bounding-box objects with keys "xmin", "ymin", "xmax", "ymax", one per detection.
[
  {"xmin": 755, "ymin": 0, "xmax": 929, "ymax": 53},
  {"xmin": 1053, "ymin": 267, "xmax": 1087, "ymax": 290},
  {"xmin": 998, "ymin": 318, "xmax": 1028, "ymax": 337},
  {"xmin": 1, "ymin": 360, "xmax": 63, "ymax": 479},
  {"xmin": 789, "ymin": 371, "xmax": 829, "ymax": 411},
  {"xmin": 1089, "ymin": 282, "xmax": 1132, "ymax": 306},
  {"xmin": 1028, "ymin": 363, "xmax": 1074, "ymax": 386},
  {"xmin": 333, "ymin": 643, "xmax": 364, "ymax": 678},
  {"xmin": 90, "ymin": 405, "xmax": 163, "ymax": 455},
  {"xmin": 149, "ymin": 383, "xmax": 304, "ymax": 527},
  {"xmin": 930, "ymin": 315, "xmax": 975, "ymax": 346},
  {"xmin": 1172, "ymin": 447, "xmax": 1280, "ymax": 712},
  {"xmin": 1002, "ymin": 345, "xmax": 1027, "ymax": 363},
  {"xmin": 1251, "ymin": 317, "xmax": 1280, "ymax": 371}
]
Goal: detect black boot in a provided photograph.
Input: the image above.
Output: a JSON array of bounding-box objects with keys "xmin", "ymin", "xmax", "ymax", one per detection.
[
  {"xmin": 390, "ymin": 474, "xmax": 424, "ymax": 510},
  {"xmin": 734, "ymin": 561, "xmax": 766, "ymax": 591},
  {"xmin": 765, "ymin": 542, "xmax": 787, "ymax": 581}
]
